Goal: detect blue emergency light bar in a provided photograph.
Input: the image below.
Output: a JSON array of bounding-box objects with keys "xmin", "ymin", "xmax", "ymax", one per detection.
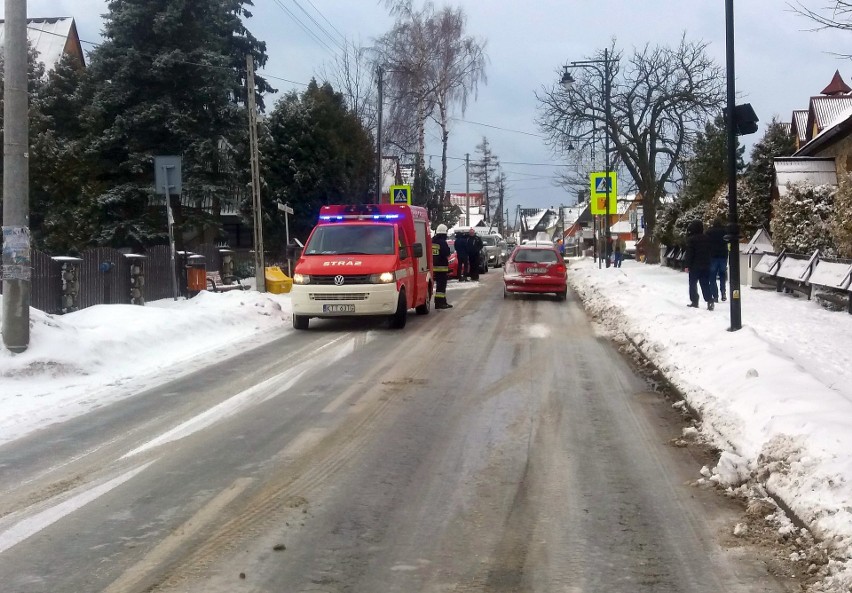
[{"xmin": 319, "ymin": 214, "xmax": 401, "ymax": 222}]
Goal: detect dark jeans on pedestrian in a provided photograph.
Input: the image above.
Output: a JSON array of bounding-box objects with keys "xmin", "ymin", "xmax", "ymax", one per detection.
[
  {"xmin": 689, "ymin": 268, "xmax": 713, "ymax": 306},
  {"xmin": 458, "ymin": 254, "xmax": 469, "ymax": 280},
  {"xmin": 710, "ymin": 257, "xmax": 727, "ymax": 300},
  {"xmin": 469, "ymin": 253, "xmax": 481, "ymax": 280},
  {"xmin": 613, "ymin": 251, "xmax": 623, "ymax": 268}
]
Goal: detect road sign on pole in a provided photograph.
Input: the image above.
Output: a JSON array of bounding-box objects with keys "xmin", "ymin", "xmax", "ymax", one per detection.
[
  {"xmin": 390, "ymin": 184, "xmax": 411, "ymax": 205},
  {"xmin": 589, "ymin": 171, "xmax": 617, "ymax": 215},
  {"xmin": 154, "ymin": 156, "xmax": 182, "ymax": 301}
]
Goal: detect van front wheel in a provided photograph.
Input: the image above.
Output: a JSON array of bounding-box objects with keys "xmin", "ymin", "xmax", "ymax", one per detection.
[
  {"xmin": 390, "ymin": 290, "xmax": 408, "ymax": 329},
  {"xmin": 293, "ymin": 314, "xmax": 309, "ymax": 330}
]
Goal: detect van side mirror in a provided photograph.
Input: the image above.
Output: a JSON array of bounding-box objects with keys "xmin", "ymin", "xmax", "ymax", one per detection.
[{"xmin": 412, "ymin": 243, "xmax": 424, "ymax": 258}]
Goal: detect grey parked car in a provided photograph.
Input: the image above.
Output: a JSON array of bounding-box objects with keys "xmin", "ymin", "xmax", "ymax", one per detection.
[{"xmin": 481, "ymin": 234, "xmax": 507, "ymax": 268}]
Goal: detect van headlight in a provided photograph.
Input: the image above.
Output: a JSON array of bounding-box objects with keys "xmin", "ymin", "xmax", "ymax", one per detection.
[
  {"xmin": 370, "ymin": 272, "xmax": 395, "ymax": 284},
  {"xmin": 293, "ymin": 273, "xmax": 310, "ymax": 285}
]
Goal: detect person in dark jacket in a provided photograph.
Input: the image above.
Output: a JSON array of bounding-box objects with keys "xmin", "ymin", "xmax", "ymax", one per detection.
[
  {"xmin": 467, "ymin": 228, "xmax": 484, "ymax": 281},
  {"xmin": 683, "ymin": 219, "xmax": 714, "ymax": 310},
  {"xmin": 432, "ymin": 224, "xmax": 453, "ymax": 309},
  {"xmin": 454, "ymin": 230, "xmax": 470, "ymax": 281},
  {"xmin": 706, "ymin": 218, "xmax": 728, "ymax": 302}
]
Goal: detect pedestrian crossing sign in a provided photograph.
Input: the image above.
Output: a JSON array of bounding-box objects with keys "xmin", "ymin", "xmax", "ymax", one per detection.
[
  {"xmin": 390, "ymin": 184, "xmax": 411, "ymax": 205},
  {"xmin": 589, "ymin": 172, "xmax": 617, "ymax": 215}
]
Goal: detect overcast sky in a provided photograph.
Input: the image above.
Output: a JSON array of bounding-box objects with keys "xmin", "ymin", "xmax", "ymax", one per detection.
[{"xmin": 11, "ymin": 0, "xmax": 852, "ymax": 214}]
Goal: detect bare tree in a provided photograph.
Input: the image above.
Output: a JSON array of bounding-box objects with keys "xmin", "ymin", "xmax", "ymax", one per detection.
[
  {"xmin": 375, "ymin": 0, "xmax": 487, "ymax": 208},
  {"xmin": 536, "ymin": 37, "xmax": 724, "ymax": 263},
  {"xmin": 318, "ymin": 40, "xmax": 378, "ymax": 133},
  {"xmin": 374, "ymin": 0, "xmax": 436, "ymax": 192},
  {"xmin": 791, "ymin": 1, "xmax": 852, "ymax": 30},
  {"xmin": 427, "ymin": 6, "xmax": 487, "ymax": 210}
]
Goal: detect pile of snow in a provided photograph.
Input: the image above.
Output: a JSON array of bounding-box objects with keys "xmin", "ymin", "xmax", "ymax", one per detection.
[
  {"xmin": 0, "ymin": 290, "xmax": 292, "ymax": 445},
  {"xmin": 567, "ymin": 257, "xmax": 852, "ymax": 586}
]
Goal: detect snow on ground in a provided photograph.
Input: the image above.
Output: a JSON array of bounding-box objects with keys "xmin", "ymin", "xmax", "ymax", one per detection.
[
  {"xmin": 0, "ymin": 290, "xmax": 292, "ymax": 445},
  {"xmin": 567, "ymin": 257, "xmax": 852, "ymax": 589},
  {"xmin": 2, "ymin": 261, "xmax": 852, "ymax": 588}
]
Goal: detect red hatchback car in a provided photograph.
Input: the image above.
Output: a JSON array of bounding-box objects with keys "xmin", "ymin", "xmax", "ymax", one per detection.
[{"xmin": 503, "ymin": 243, "xmax": 567, "ymax": 300}]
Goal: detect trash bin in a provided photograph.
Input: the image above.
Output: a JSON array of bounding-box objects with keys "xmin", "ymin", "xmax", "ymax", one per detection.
[
  {"xmin": 187, "ymin": 255, "xmax": 206, "ymax": 294},
  {"xmin": 265, "ymin": 266, "xmax": 292, "ymax": 294}
]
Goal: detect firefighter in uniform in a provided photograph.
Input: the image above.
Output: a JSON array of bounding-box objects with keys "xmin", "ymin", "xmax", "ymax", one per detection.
[{"xmin": 432, "ymin": 224, "xmax": 453, "ymax": 309}]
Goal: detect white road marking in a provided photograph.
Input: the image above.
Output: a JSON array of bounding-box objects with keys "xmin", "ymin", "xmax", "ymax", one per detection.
[
  {"xmin": 122, "ymin": 336, "xmax": 357, "ymax": 458},
  {"xmin": 0, "ymin": 461, "xmax": 155, "ymax": 555}
]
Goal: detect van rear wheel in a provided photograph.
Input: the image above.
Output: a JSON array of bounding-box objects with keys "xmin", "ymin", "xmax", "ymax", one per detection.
[
  {"xmin": 415, "ymin": 285, "xmax": 431, "ymax": 315},
  {"xmin": 390, "ymin": 290, "xmax": 407, "ymax": 329}
]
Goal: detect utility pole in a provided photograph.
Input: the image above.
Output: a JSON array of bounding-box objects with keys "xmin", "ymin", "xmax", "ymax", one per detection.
[
  {"xmin": 375, "ymin": 66, "xmax": 383, "ymax": 204},
  {"xmin": 725, "ymin": 0, "xmax": 742, "ymax": 331},
  {"xmin": 465, "ymin": 153, "xmax": 470, "ymax": 226},
  {"xmin": 246, "ymin": 55, "xmax": 265, "ymax": 292},
  {"xmin": 2, "ymin": 0, "xmax": 30, "ymax": 353}
]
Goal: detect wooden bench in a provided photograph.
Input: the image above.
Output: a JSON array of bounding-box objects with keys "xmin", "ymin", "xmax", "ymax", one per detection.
[{"xmin": 206, "ymin": 271, "xmax": 249, "ymax": 293}]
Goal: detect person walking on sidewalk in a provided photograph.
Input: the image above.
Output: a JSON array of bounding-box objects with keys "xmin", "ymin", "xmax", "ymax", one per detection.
[
  {"xmin": 707, "ymin": 218, "xmax": 728, "ymax": 302},
  {"xmin": 467, "ymin": 228, "xmax": 484, "ymax": 281},
  {"xmin": 613, "ymin": 235, "xmax": 625, "ymax": 268},
  {"xmin": 432, "ymin": 224, "xmax": 453, "ymax": 309},
  {"xmin": 454, "ymin": 230, "xmax": 470, "ymax": 281},
  {"xmin": 683, "ymin": 220, "xmax": 715, "ymax": 310}
]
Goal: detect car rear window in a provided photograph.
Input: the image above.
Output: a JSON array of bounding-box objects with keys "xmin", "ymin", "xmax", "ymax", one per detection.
[{"xmin": 514, "ymin": 249, "xmax": 558, "ymax": 263}]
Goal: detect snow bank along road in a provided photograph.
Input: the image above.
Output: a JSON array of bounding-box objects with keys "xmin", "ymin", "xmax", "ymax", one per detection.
[{"xmin": 0, "ymin": 274, "xmax": 807, "ymax": 592}]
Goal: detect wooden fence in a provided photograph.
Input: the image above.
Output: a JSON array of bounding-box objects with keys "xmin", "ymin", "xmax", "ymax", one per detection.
[{"xmin": 0, "ymin": 243, "xmax": 243, "ymax": 314}]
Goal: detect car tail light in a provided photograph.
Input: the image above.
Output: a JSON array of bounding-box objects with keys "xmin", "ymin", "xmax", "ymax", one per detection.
[{"xmin": 554, "ymin": 264, "xmax": 566, "ymax": 274}]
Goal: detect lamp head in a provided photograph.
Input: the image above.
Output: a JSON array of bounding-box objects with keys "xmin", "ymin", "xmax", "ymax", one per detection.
[{"xmin": 560, "ymin": 67, "xmax": 575, "ymax": 91}]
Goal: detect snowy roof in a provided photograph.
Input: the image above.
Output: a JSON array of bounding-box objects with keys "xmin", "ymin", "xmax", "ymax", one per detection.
[
  {"xmin": 609, "ymin": 220, "xmax": 633, "ymax": 234},
  {"xmin": 0, "ymin": 17, "xmax": 84, "ymax": 71},
  {"xmin": 792, "ymin": 110, "xmax": 809, "ymax": 143},
  {"xmin": 796, "ymin": 102, "xmax": 852, "ymax": 156},
  {"xmin": 806, "ymin": 95, "xmax": 852, "ymax": 139},
  {"xmin": 740, "ymin": 228, "xmax": 774, "ymax": 255},
  {"xmin": 774, "ymin": 157, "xmax": 837, "ymax": 196}
]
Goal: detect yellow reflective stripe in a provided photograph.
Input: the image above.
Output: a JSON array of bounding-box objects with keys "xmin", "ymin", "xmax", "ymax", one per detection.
[
  {"xmin": 435, "ymin": 292, "xmax": 446, "ymax": 298},
  {"xmin": 434, "ymin": 266, "xmax": 449, "ymax": 272}
]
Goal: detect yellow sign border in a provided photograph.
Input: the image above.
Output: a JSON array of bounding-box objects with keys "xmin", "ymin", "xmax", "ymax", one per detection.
[
  {"xmin": 589, "ymin": 172, "xmax": 617, "ymax": 215},
  {"xmin": 389, "ymin": 184, "xmax": 411, "ymax": 205}
]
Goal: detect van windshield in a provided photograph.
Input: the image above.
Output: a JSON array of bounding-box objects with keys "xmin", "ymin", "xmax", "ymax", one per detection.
[{"xmin": 304, "ymin": 224, "xmax": 395, "ymax": 256}]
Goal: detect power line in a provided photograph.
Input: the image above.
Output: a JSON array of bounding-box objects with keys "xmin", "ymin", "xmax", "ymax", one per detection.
[
  {"xmin": 286, "ymin": 0, "xmax": 347, "ymax": 53},
  {"xmin": 270, "ymin": 0, "xmax": 340, "ymax": 58},
  {"xmin": 449, "ymin": 117, "xmax": 544, "ymax": 138}
]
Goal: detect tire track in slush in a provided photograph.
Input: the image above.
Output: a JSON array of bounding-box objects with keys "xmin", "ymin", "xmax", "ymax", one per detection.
[{"xmin": 144, "ymin": 332, "xmax": 447, "ymax": 593}]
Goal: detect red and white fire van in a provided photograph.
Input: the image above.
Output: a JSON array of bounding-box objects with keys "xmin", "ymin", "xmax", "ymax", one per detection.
[{"xmin": 290, "ymin": 203, "xmax": 433, "ymax": 330}]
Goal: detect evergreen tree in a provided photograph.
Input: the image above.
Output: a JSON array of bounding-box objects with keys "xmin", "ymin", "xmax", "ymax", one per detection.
[
  {"xmin": 82, "ymin": 0, "xmax": 269, "ymax": 249},
  {"xmin": 830, "ymin": 173, "xmax": 852, "ymax": 258},
  {"xmin": 680, "ymin": 115, "xmax": 742, "ymax": 210},
  {"xmin": 740, "ymin": 118, "xmax": 797, "ymax": 238},
  {"xmin": 31, "ymin": 54, "xmax": 94, "ymax": 253},
  {"xmin": 470, "ymin": 137, "xmax": 499, "ymax": 222},
  {"xmin": 262, "ymin": 80, "xmax": 375, "ymax": 242},
  {"xmin": 770, "ymin": 183, "xmax": 836, "ymax": 255}
]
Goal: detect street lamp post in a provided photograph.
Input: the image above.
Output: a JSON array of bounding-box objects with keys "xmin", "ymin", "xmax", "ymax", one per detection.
[{"xmin": 561, "ymin": 49, "xmax": 614, "ymax": 270}]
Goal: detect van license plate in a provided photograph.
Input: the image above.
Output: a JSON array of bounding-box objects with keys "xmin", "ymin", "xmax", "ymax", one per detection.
[{"xmin": 323, "ymin": 304, "xmax": 355, "ymax": 313}]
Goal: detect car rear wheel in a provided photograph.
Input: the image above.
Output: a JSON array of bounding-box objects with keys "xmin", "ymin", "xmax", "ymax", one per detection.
[
  {"xmin": 390, "ymin": 290, "xmax": 408, "ymax": 329},
  {"xmin": 293, "ymin": 314, "xmax": 309, "ymax": 330}
]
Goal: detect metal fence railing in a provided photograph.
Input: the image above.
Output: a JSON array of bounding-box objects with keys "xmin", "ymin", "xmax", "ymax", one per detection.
[{"xmin": 0, "ymin": 243, "xmax": 253, "ymax": 314}]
